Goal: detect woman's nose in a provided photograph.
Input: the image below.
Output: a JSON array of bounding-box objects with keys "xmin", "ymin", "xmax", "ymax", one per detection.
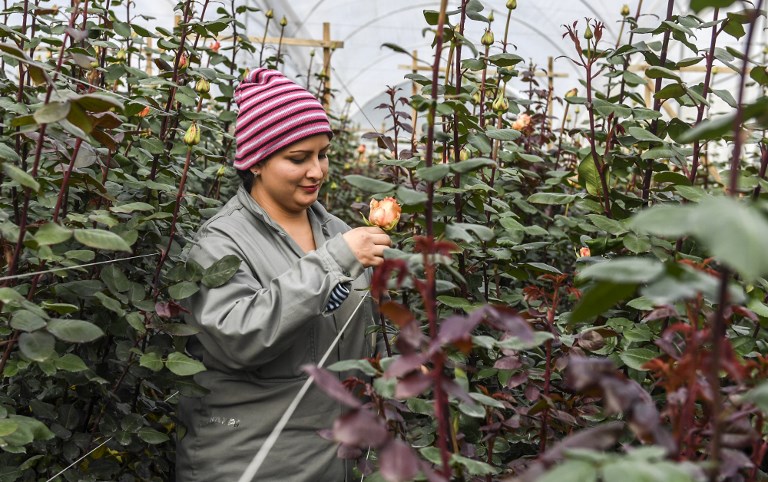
[{"xmin": 306, "ymin": 157, "xmax": 324, "ymax": 179}]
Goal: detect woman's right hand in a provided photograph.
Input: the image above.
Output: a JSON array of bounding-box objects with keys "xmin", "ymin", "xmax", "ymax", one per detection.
[{"xmin": 342, "ymin": 227, "xmax": 392, "ymax": 267}]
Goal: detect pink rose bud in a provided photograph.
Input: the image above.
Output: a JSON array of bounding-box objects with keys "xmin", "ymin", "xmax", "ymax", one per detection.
[
  {"xmin": 512, "ymin": 113, "xmax": 531, "ymax": 131},
  {"xmin": 368, "ymin": 197, "xmax": 401, "ymax": 231},
  {"xmin": 578, "ymin": 247, "xmax": 591, "ymax": 258}
]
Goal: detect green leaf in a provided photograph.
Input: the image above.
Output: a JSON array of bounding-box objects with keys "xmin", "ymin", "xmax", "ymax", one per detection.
[
  {"xmin": 445, "ymin": 223, "xmax": 495, "ymax": 242},
  {"xmin": 578, "ymin": 258, "xmax": 665, "ymax": 284},
  {"xmin": 628, "ymin": 127, "xmax": 664, "ymax": 143},
  {"xmin": 451, "ymin": 453, "xmax": 499, "ymax": 475},
  {"xmin": 395, "ymin": 186, "xmax": 427, "ymax": 205},
  {"xmin": 343, "ymin": 175, "xmax": 395, "ymax": 194},
  {"xmin": 690, "ymin": 0, "xmax": 738, "ymax": 13},
  {"xmin": 165, "ymin": 352, "xmax": 206, "ymax": 376},
  {"xmin": 654, "ymin": 83, "xmax": 686, "ymax": 99},
  {"xmin": 168, "ymin": 281, "xmax": 200, "ymax": 300},
  {"xmin": 34, "ymin": 222, "xmax": 73, "ymax": 246},
  {"xmin": 3, "ymin": 164, "xmax": 40, "ymax": 192},
  {"xmin": 744, "ymin": 382, "xmax": 768, "ymax": 414},
  {"xmin": 570, "ymin": 282, "xmax": 637, "ymax": 324},
  {"xmin": 619, "ymin": 348, "xmax": 659, "ymax": 371},
  {"xmin": 689, "ymin": 197, "xmax": 768, "ymax": 282},
  {"xmin": 630, "ymin": 204, "xmax": 696, "ymax": 238},
  {"xmin": 139, "ymin": 352, "xmax": 164, "ymax": 372},
  {"xmin": 527, "ymin": 193, "xmax": 577, "ymax": 205},
  {"xmin": 0, "ymin": 144, "xmax": 20, "ymax": 164},
  {"xmin": 10, "ymin": 310, "xmax": 47, "ymax": 332},
  {"xmin": 484, "ymin": 128, "xmax": 521, "ymax": 141},
  {"xmin": 74, "ymin": 229, "xmax": 132, "ymax": 252},
  {"xmin": 537, "ymin": 460, "xmax": 597, "ymax": 482},
  {"xmin": 18, "ymin": 331, "xmax": 55, "ymax": 362},
  {"xmin": 450, "ymin": 157, "xmax": 496, "ymax": 174},
  {"xmin": 202, "ymin": 255, "xmax": 241, "ymax": 288},
  {"xmin": 578, "ymin": 156, "xmax": 604, "ymax": 196},
  {"xmin": 137, "ymin": 427, "xmax": 170, "ymax": 445},
  {"xmin": 0, "ymin": 288, "xmax": 24, "ymax": 305},
  {"xmin": 72, "ymin": 93, "xmax": 124, "ymax": 113},
  {"xmin": 0, "ymin": 419, "xmax": 18, "ymax": 438},
  {"xmin": 33, "ymin": 101, "xmax": 71, "ymax": 124},
  {"xmin": 645, "ymin": 66, "xmax": 681, "ymax": 82},
  {"xmin": 677, "ymin": 113, "xmax": 733, "ymax": 142},
  {"xmin": 110, "ymin": 202, "xmax": 155, "ymax": 214},
  {"xmin": 327, "ymin": 359, "xmax": 378, "ymax": 376},
  {"xmin": 54, "ymin": 354, "xmax": 88, "ymax": 372},
  {"xmin": 47, "ymin": 319, "xmax": 104, "ymax": 343},
  {"xmin": 416, "ymin": 164, "xmax": 451, "ymax": 182}
]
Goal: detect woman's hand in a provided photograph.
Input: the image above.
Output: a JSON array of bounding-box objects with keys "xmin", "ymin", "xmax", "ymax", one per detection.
[{"xmin": 342, "ymin": 227, "xmax": 392, "ymax": 267}]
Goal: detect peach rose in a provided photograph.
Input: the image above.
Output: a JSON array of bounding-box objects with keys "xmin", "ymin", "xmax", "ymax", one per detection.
[
  {"xmin": 578, "ymin": 247, "xmax": 591, "ymax": 258},
  {"xmin": 368, "ymin": 197, "xmax": 401, "ymax": 231},
  {"xmin": 512, "ymin": 113, "xmax": 531, "ymax": 131}
]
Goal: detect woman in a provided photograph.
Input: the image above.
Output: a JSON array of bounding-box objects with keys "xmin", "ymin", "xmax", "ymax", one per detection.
[{"xmin": 176, "ymin": 68, "xmax": 391, "ymax": 481}]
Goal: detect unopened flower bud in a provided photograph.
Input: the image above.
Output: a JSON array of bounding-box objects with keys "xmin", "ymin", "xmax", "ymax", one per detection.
[
  {"xmin": 492, "ymin": 88, "xmax": 509, "ymax": 113},
  {"xmin": 506, "ymin": 0, "xmax": 517, "ymax": 9},
  {"xmin": 279, "ymin": 16, "xmax": 288, "ymax": 27},
  {"xmin": 512, "ymin": 113, "xmax": 531, "ymax": 131},
  {"xmin": 195, "ymin": 78, "xmax": 210, "ymax": 94},
  {"xmin": 621, "ymin": 4, "xmax": 630, "ymax": 17},
  {"xmin": 309, "ymin": 49, "xmax": 316, "ymax": 57},
  {"xmin": 242, "ymin": 68, "xmax": 250, "ymax": 79},
  {"xmin": 184, "ymin": 122, "xmax": 201, "ymax": 146},
  {"xmin": 481, "ymin": 28, "xmax": 494, "ymax": 47},
  {"xmin": 459, "ymin": 149, "xmax": 470, "ymax": 161},
  {"xmin": 368, "ymin": 197, "xmax": 402, "ymax": 231},
  {"xmin": 565, "ymin": 88, "xmax": 578, "ymax": 98},
  {"xmin": 578, "ymin": 246, "xmax": 591, "ymax": 258},
  {"xmin": 178, "ymin": 53, "xmax": 188, "ymax": 69},
  {"xmin": 472, "ymin": 91, "xmax": 481, "ymax": 104},
  {"xmin": 216, "ymin": 165, "xmax": 226, "ymax": 177},
  {"xmin": 346, "ymin": 96, "xmax": 354, "ymax": 104},
  {"xmin": 137, "ymin": 106, "xmax": 150, "ymax": 118},
  {"xmin": 265, "ymin": 9, "xmax": 273, "ymax": 19},
  {"xmin": 488, "ymin": 11, "xmax": 494, "ymax": 22},
  {"xmin": 584, "ymin": 23, "xmax": 593, "ymax": 40},
  {"xmin": 116, "ymin": 49, "xmax": 126, "ymax": 62},
  {"xmin": 209, "ymin": 40, "xmax": 221, "ymax": 53}
]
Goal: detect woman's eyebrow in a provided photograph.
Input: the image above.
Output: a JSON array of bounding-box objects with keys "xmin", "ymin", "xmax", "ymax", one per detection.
[{"xmin": 288, "ymin": 145, "xmax": 331, "ymax": 153}]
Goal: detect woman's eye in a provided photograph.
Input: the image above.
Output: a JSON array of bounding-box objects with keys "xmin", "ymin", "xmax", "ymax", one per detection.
[{"xmin": 289, "ymin": 157, "xmax": 306, "ymax": 163}]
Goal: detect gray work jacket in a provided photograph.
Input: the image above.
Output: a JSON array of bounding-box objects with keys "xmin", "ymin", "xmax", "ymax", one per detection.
[{"xmin": 176, "ymin": 186, "xmax": 375, "ymax": 481}]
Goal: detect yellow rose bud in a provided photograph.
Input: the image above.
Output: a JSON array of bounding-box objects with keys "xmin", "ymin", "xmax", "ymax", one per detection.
[
  {"xmin": 492, "ymin": 88, "xmax": 509, "ymax": 113},
  {"xmin": 506, "ymin": 0, "xmax": 517, "ymax": 9},
  {"xmin": 565, "ymin": 88, "xmax": 578, "ymax": 98},
  {"xmin": 216, "ymin": 165, "xmax": 226, "ymax": 177},
  {"xmin": 265, "ymin": 9, "xmax": 274, "ymax": 19},
  {"xmin": 184, "ymin": 122, "xmax": 201, "ymax": 146},
  {"xmin": 481, "ymin": 28, "xmax": 494, "ymax": 47},
  {"xmin": 195, "ymin": 78, "xmax": 210, "ymax": 94},
  {"xmin": 368, "ymin": 197, "xmax": 401, "ymax": 231},
  {"xmin": 488, "ymin": 11, "xmax": 494, "ymax": 22},
  {"xmin": 116, "ymin": 49, "xmax": 127, "ymax": 62},
  {"xmin": 459, "ymin": 149, "xmax": 470, "ymax": 161},
  {"xmin": 280, "ymin": 16, "xmax": 288, "ymax": 27},
  {"xmin": 621, "ymin": 4, "xmax": 630, "ymax": 17}
]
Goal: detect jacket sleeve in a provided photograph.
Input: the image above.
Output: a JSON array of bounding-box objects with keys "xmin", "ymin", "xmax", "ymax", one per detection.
[{"xmin": 184, "ymin": 224, "xmax": 364, "ymax": 371}]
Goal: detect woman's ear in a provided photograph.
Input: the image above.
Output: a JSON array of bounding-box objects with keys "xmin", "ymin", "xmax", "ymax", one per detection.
[{"xmin": 250, "ymin": 166, "xmax": 261, "ymax": 178}]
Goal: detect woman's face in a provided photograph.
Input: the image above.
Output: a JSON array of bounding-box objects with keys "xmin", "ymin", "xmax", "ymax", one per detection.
[{"xmin": 250, "ymin": 134, "xmax": 330, "ymax": 216}]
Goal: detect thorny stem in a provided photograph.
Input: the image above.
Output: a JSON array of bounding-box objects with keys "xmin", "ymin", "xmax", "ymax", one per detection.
[
  {"xmin": 452, "ymin": 0, "xmax": 469, "ymax": 298},
  {"xmin": 539, "ymin": 277, "xmax": 562, "ymax": 453},
  {"xmin": 52, "ymin": 138, "xmax": 84, "ymax": 223},
  {"xmin": 259, "ymin": 14, "xmax": 272, "ymax": 66},
  {"xmin": 149, "ymin": 0, "xmax": 194, "ymax": 181},
  {"xmin": 424, "ymin": 0, "xmax": 452, "ymax": 476},
  {"xmin": 689, "ymin": 9, "xmax": 720, "ymax": 184},
  {"xmin": 641, "ymin": 0, "xmax": 674, "ymax": 206},
  {"xmin": 709, "ymin": 3, "xmax": 763, "ymax": 479},
  {"xmin": 751, "ymin": 143, "xmax": 768, "ymax": 201},
  {"xmin": 585, "ymin": 54, "xmax": 612, "ymax": 217}
]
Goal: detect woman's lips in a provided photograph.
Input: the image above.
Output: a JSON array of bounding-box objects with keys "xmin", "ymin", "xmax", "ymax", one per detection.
[{"xmin": 299, "ymin": 184, "xmax": 320, "ymax": 193}]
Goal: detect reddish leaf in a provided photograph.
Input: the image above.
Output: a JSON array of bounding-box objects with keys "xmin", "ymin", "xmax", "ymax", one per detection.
[
  {"xmin": 494, "ymin": 356, "xmax": 522, "ymax": 370},
  {"xmin": 395, "ymin": 372, "xmax": 432, "ymax": 399},
  {"xmin": 337, "ymin": 443, "xmax": 363, "ymax": 459},
  {"xmin": 380, "ymin": 301, "xmax": 415, "ymax": 327},
  {"xmin": 385, "ymin": 353, "xmax": 428, "ymax": 379},
  {"xmin": 332, "ymin": 409, "xmax": 388, "ymax": 448},
  {"xmin": 302, "ymin": 365, "xmax": 362, "ymax": 408},
  {"xmin": 379, "ymin": 439, "xmax": 421, "ymax": 482},
  {"xmin": 155, "ymin": 301, "xmax": 187, "ymax": 319}
]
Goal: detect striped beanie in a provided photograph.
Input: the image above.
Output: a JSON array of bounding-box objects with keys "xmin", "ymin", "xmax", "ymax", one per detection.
[{"xmin": 233, "ymin": 68, "xmax": 333, "ymax": 170}]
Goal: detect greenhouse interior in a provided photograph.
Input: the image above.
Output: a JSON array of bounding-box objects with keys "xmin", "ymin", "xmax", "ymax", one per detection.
[{"xmin": 2, "ymin": 0, "xmax": 768, "ymax": 481}]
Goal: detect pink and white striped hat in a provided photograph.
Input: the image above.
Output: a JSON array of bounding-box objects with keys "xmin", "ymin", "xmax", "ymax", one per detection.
[{"xmin": 233, "ymin": 68, "xmax": 332, "ymax": 170}]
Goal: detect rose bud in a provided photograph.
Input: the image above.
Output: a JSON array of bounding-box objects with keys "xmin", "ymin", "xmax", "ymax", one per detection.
[
  {"xmin": 578, "ymin": 247, "xmax": 591, "ymax": 258},
  {"xmin": 137, "ymin": 106, "xmax": 150, "ymax": 118},
  {"xmin": 492, "ymin": 88, "xmax": 509, "ymax": 113},
  {"xmin": 368, "ymin": 197, "xmax": 401, "ymax": 231},
  {"xmin": 621, "ymin": 4, "xmax": 630, "ymax": 17},
  {"xmin": 195, "ymin": 78, "xmax": 210, "ymax": 94},
  {"xmin": 506, "ymin": 0, "xmax": 517, "ymax": 9},
  {"xmin": 209, "ymin": 40, "xmax": 221, "ymax": 53},
  {"xmin": 565, "ymin": 88, "xmax": 578, "ymax": 98},
  {"xmin": 184, "ymin": 122, "xmax": 201, "ymax": 146},
  {"xmin": 178, "ymin": 53, "xmax": 188, "ymax": 69},
  {"xmin": 265, "ymin": 9, "xmax": 274, "ymax": 19},
  {"xmin": 481, "ymin": 28, "xmax": 494, "ymax": 47},
  {"xmin": 280, "ymin": 16, "xmax": 288, "ymax": 27},
  {"xmin": 116, "ymin": 49, "xmax": 127, "ymax": 62},
  {"xmin": 584, "ymin": 23, "xmax": 593, "ymax": 40}
]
